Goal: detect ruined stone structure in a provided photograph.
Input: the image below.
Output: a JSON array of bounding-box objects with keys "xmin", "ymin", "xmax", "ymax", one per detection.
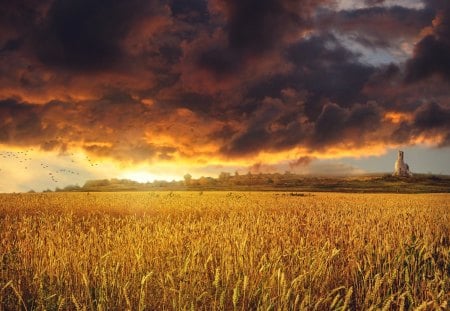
[{"xmin": 393, "ymin": 150, "xmax": 412, "ymax": 177}]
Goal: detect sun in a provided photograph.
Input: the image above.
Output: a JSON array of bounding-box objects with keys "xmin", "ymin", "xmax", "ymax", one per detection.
[
  {"xmin": 119, "ymin": 170, "xmax": 180, "ymax": 183},
  {"xmin": 120, "ymin": 171, "xmax": 160, "ymax": 183}
]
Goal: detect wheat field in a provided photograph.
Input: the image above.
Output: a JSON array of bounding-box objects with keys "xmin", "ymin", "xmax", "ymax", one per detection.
[{"xmin": 0, "ymin": 192, "xmax": 449, "ymax": 310}]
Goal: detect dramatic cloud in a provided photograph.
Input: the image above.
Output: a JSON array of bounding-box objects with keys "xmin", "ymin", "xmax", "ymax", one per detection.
[
  {"xmin": 405, "ymin": 5, "xmax": 450, "ymax": 82},
  {"xmin": 35, "ymin": 0, "xmax": 170, "ymax": 71},
  {"xmin": 319, "ymin": 5, "xmax": 433, "ymax": 48},
  {"xmin": 391, "ymin": 102, "xmax": 450, "ymax": 146},
  {"xmin": 0, "ymin": 0, "xmax": 449, "ymax": 184}
]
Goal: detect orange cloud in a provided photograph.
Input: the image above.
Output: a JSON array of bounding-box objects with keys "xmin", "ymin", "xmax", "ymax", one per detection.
[
  {"xmin": 384, "ymin": 111, "xmax": 413, "ymax": 124},
  {"xmin": 0, "ymin": 0, "xmax": 449, "ymax": 182}
]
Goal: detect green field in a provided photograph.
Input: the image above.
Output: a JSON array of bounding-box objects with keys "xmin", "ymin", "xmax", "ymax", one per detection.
[{"xmin": 1, "ymin": 192, "xmax": 449, "ymax": 310}]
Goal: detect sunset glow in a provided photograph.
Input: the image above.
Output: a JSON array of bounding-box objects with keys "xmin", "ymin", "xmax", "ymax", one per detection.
[{"xmin": 0, "ymin": 0, "xmax": 449, "ymax": 192}]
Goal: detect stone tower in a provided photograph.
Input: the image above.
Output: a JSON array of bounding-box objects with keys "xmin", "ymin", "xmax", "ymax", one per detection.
[{"xmin": 393, "ymin": 150, "xmax": 412, "ymax": 177}]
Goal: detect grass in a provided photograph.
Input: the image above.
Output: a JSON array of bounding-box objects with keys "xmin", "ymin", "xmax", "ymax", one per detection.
[{"xmin": 0, "ymin": 192, "xmax": 449, "ymax": 310}]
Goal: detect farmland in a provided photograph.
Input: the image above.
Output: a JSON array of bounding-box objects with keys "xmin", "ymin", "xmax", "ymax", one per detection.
[{"xmin": 0, "ymin": 192, "xmax": 449, "ymax": 310}]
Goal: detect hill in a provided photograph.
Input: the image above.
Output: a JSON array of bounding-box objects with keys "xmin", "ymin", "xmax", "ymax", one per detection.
[{"xmin": 56, "ymin": 173, "xmax": 450, "ymax": 193}]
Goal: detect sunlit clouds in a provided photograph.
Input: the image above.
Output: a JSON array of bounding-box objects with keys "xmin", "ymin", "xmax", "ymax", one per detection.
[{"xmin": 0, "ymin": 0, "xmax": 449, "ymax": 191}]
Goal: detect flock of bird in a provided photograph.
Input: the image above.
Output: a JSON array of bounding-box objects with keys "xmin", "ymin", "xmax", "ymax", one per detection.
[
  {"xmin": 1, "ymin": 150, "xmax": 33, "ymax": 170},
  {"xmin": 0, "ymin": 149, "xmax": 101, "ymax": 185}
]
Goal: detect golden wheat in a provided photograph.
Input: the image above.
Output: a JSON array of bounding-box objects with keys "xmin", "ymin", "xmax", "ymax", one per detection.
[{"xmin": 0, "ymin": 192, "xmax": 449, "ymax": 310}]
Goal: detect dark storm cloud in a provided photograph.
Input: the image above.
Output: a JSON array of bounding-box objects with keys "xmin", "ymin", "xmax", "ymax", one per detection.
[
  {"xmin": 1, "ymin": 0, "xmax": 449, "ymax": 163},
  {"xmin": 208, "ymin": 124, "xmax": 239, "ymax": 141},
  {"xmin": 405, "ymin": 8, "xmax": 450, "ymax": 82},
  {"xmin": 237, "ymin": 33, "xmax": 375, "ymax": 121},
  {"xmin": 36, "ymin": 0, "xmax": 165, "ymax": 71},
  {"xmin": 220, "ymin": 98, "xmax": 285, "ymax": 156},
  {"xmin": 169, "ymin": 0, "xmax": 209, "ymax": 23},
  {"xmin": 156, "ymin": 91, "xmax": 214, "ymax": 114},
  {"xmin": 391, "ymin": 102, "xmax": 450, "ymax": 146},
  {"xmin": 287, "ymin": 34, "xmax": 375, "ymax": 119},
  {"xmin": 0, "ymin": 39, "xmax": 22, "ymax": 53},
  {"xmin": 221, "ymin": 97, "xmax": 385, "ymax": 157},
  {"xmin": 225, "ymin": 0, "xmax": 303, "ymax": 53},
  {"xmin": 312, "ymin": 102, "xmax": 382, "ymax": 148},
  {"xmin": 195, "ymin": 0, "xmax": 325, "ymax": 76},
  {"xmin": 219, "ymin": 96, "xmax": 313, "ymax": 157},
  {"xmin": 0, "ymin": 99, "xmax": 57, "ymax": 145},
  {"xmin": 414, "ymin": 102, "xmax": 450, "ymax": 131},
  {"xmin": 196, "ymin": 48, "xmax": 240, "ymax": 77},
  {"xmin": 0, "ymin": 0, "xmax": 50, "ymax": 35}
]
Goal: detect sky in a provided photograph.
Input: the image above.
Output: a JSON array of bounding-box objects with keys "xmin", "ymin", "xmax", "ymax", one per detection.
[{"xmin": 0, "ymin": 0, "xmax": 449, "ymax": 192}]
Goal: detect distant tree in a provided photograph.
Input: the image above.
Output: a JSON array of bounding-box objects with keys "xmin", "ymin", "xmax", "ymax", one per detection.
[
  {"xmin": 63, "ymin": 184, "xmax": 81, "ymax": 191},
  {"xmin": 83, "ymin": 179, "xmax": 110, "ymax": 188},
  {"xmin": 219, "ymin": 172, "xmax": 231, "ymax": 180},
  {"xmin": 184, "ymin": 173, "xmax": 192, "ymax": 186},
  {"xmin": 198, "ymin": 176, "xmax": 215, "ymax": 186}
]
